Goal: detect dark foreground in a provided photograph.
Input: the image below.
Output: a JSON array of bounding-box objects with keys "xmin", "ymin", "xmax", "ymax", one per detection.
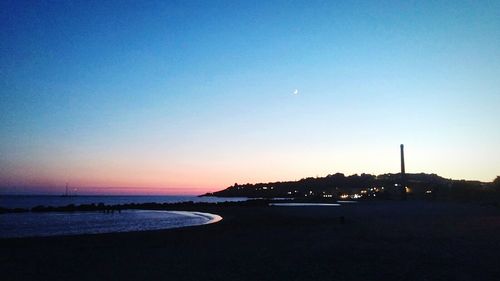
[{"xmin": 1, "ymin": 200, "xmax": 500, "ymax": 281}]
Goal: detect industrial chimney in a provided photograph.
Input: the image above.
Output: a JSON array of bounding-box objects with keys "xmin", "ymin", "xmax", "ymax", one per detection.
[
  {"xmin": 400, "ymin": 144, "xmax": 407, "ymax": 199},
  {"xmin": 400, "ymin": 144, "xmax": 405, "ymax": 175}
]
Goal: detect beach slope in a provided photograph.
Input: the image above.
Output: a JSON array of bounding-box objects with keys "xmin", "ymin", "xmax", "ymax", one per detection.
[{"xmin": 1, "ymin": 201, "xmax": 500, "ymax": 281}]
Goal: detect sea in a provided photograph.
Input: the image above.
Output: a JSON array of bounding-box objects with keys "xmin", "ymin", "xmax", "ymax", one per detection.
[
  {"xmin": 0, "ymin": 195, "xmax": 245, "ymax": 238},
  {"xmin": 0, "ymin": 195, "xmax": 247, "ymax": 209}
]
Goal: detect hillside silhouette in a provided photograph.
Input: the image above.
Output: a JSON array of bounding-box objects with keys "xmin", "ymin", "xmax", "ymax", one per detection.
[{"xmin": 207, "ymin": 173, "xmax": 499, "ymax": 203}]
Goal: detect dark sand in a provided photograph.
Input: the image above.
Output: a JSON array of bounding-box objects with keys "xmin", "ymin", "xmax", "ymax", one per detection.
[{"xmin": 1, "ymin": 200, "xmax": 500, "ymax": 281}]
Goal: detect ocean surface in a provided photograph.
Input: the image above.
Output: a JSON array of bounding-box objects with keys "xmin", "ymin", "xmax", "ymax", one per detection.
[
  {"xmin": 0, "ymin": 195, "xmax": 239, "ymax": 238},
  {"xmin": 0, "ymin": 195, "xmax": 247, "ymax": 209},
  {"xmin": 0, "ymin": 210, "xmax": 222, "ymax": 238}
]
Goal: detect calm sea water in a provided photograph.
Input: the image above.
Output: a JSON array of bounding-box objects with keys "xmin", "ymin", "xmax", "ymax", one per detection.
[
  {"xmin": 0, "ymin": 195, "xmax": 239, "ymax": 238},
  {"xmin": 0, "ymin": 195, "xmax": 247, "ymax": 209},
  {"xmin": 0, "ymin": 210, "xmax": 222, "ymax": 238}
]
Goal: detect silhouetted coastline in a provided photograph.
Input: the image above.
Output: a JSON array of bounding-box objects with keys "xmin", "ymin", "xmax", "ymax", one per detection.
[
  {"xmin": 205, "ymin": 173, "xmax": 500, "ymax": 205},
  {"xmin": 0, "ymin": 199, "xmax": 269, "ymax": 214}
]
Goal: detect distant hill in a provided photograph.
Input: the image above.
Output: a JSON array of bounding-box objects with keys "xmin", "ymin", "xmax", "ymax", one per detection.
[{"xmin": 205, "ymin": 173, "xmax": 495, "ymax": 201}]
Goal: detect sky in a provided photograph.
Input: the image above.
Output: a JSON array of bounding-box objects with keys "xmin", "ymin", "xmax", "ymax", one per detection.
[{"xmin": 1, "ymin": 1, "xmax": 499, "ymax": 195}]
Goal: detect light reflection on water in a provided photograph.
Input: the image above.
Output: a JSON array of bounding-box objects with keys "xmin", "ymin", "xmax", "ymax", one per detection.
[
  {"xmin": 269, "ymin": 203, "xmax": 341, "ymax": 207},
  {"xmin": 0, "ymin": 210, "xmax": 222, "ymax": 238}
]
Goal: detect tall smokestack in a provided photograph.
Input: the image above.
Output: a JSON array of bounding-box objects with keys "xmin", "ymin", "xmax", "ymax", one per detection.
[
  {"xmin": 400, "ymin": 144, "xmax": 407, "ymax": 199},
  {"xmin": 400, "ymin": 144, "xmax": 405, "ymax": 175}
]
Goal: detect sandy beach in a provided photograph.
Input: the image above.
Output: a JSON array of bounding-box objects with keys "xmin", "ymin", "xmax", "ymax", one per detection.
[{"xmin": 1, "ymin": 200, "xmax": 500, "ymax": 281}]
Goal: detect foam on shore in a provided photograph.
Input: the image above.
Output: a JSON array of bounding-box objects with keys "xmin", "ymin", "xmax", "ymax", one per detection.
[
  {"xmin": 169, "ymin": 211, "xmax": 223, "ymax": 224},
  {"xmin": 0, "ymin": 210, "xmax": 223, "ymax": 238}
]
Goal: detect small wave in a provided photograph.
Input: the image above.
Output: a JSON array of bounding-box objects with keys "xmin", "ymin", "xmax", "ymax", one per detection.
[{"xmin": 168, "ymin": 211, "xmax": 223, "ymax": 224}]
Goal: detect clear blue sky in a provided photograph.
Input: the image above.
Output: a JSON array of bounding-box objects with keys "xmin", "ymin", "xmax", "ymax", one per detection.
[{"xmin": 1, "ymin": 1, "xmax": 499, "ymax": 194}]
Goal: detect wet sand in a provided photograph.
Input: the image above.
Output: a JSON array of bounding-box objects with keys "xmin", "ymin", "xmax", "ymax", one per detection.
[{"xmin": 1, "ymin": 200, "xmax": 500, "ymax": 281}]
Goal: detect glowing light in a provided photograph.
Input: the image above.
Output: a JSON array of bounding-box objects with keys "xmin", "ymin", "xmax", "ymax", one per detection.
[{"xmin": 269, "ymin": 203, "xmax": 340, "ymax": 207}]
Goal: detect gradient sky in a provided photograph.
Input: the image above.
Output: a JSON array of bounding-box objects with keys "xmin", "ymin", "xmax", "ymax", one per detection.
[{"xmin": 1, "ymin": 1, "xmax": 499, "ymax": 195}]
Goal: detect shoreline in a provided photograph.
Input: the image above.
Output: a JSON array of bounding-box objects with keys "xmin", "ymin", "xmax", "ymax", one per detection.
[
  {"xmin": 0, "ymin": 210, "xmax": 224, "ymax": 239},
  {"xmin": 168, "ymin": 210, "xmax": 223, "ymax": 225},
  {"xmin": 2, "ymin": 200, "xmax": 500, "ymax": 281}
]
